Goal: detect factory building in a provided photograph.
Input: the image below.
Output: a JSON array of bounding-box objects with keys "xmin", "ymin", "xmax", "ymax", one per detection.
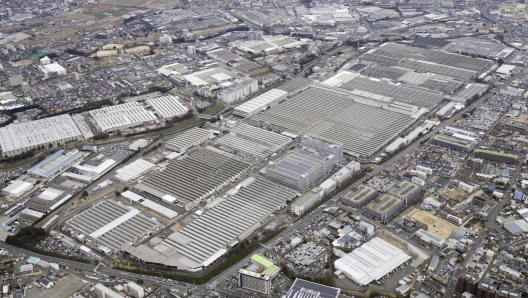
[
  {"xmin": 219, "ymin": 77, "xmax": 258, "ymax": 104},
  {"xmin": 135, "ymin": 147, "xmax": 251, "ymax": 210},
  {"xmin": 115, "ymin": 159, "xmax": 156, "ymax": 183},
  {"xmin": 334, "ymin": 237, "xmax": 411, "ymax": 286},
  {"xmin": 431, "ymin": 134, "xmax": 475, "ymax": 152},
  {"xmin": 238, "ymin": 269, "xmax": 271, "ymax": 295},
  {"xmin": 124, "ymin": 179, "xmax": 296, "ymax": 271},
  {"xmin": 291, "ymin": 188, "xmax": 324, "ymax": 215},
  {"xmin": 266, "ymin": 149, "xmax": 338, "ymax": 191},
  {"xmin": 145, "ymin": 95, "xmax": 189, "ymax": 119},
  {"xmin": 39, "ymin": 62, "xmax": 67, "ymax": 79},
  {"xmin": 301, "ymin": 135, "xmax": 344, "ymax": 160},
  {"xmin": 216, "ymin": 124, "xmax": 292, "ymax": 159},
  {"xmin": 364, "ymin": 194, "xmax": 403, "ymax": 223},
  {"xmin": 124, "ymin": 282, "xmax": 145, "ymax": 298},
  {"xmin": 64, "ymin": 199, "xmax": 160, "ymax": 254},
  {"xmin": 387, "ymin": 180, "xmax": 422, "ymax": 206},
  {"xmin": 233, "ymin": 89, "xmax": 288, "ymax": 118},
  {"xmin": 474, "ymin": 149, "xmax": 518, "ymax": 165},
  {"xmin": 2, "ymin": 180, "xmax": 33, "ymax": 198},
  {"xmin": 27, "ymin": 149, "xmax": 83, "ymax": 179},
  {"xmin": 164, "ymin": 127, "xmax": 213, "ymax": 152},
  {"xmin": 0, "ymin": 114, "xmax": 83, "ymax": 157},
  {"xmin": 26, "ymin": 186, "xmax": 72, "ymax": 213},
  {"xmin": 89, "ymin": 102, "xmax": 157, "ymax": 133},
  {"xmin": 341, "ymin": 185, "xmax": 378, "ymax": 208}
]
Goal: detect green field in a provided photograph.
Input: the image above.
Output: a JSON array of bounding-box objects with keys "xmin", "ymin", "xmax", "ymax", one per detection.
[
  {"xmin": 200, "ymin": 104, "xmax": 224, "ymax": 116},
  {"xmin": 0, "ymin": 152, "xmax": 45, "ymax": 171},
  {"xmin": 82, "ymin": 9, "xmax": 128, "ymax": 19}
]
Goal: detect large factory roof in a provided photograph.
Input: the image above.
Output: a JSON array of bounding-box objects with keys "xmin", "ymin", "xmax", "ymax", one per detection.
[
  {"xmin": 165, "ymin": 127, "xmax": 212, "ymax": 152},
  {"xmin": 474, "ymin": 149, "xmax": 519, "ymax": 159},
  {"xmin": 183, "ymin": 67, "xmax": 238, "ymax": 86},
  {"xmin": 216, "ymin": 134, "xmax": 275, "ymax": 159},
  {"xmin": 139, "ymin": 179, "xmax": 296, "ymax": 268},
  {"xmin": 0, "ymin": 115, "xmax": 83, "ymax": 154},
  {"xmin": 65, "ymin": 200, "xmax": 160, "ymax": 252},
  {"xmin": 268, "ymin": 150, "xmax": 328, "ymax": 179},
  {"xmin": 233, "ymin": 89, "xmax": 287, "ymax": 117},
  {"xmin": 231, "ymin": 124, "xmax": 291, "ymax": 149},
  {"xmin": 28, "ymin": 149, "xmax": 83, "ymax": 178},
  {"xmin": 342, "ymin": 185, "xmax": 377, "ymax": 204},
  {"xmin": 276, "ymin": 78, "xmax": 314, "ymax": 94},
  {"xmin": 89, "ymin": 102, "xmax": 157, "ymax": 132},
  {"xmin": 145, "ymin": 95, "xmax": 189, "ymax": 118},
  {"xmin": 115, "ymin": 159, "xmax": 156, "ymax": 182},
  {"xmin": 136, "ymin": 147, "xmax": 250, "ymax": 208},
  {"xmin": 334, "ymin": 237, "xmax": 411, "ymax": 286},
  {"xmin": 366, "ymin": 194, "xmax": 402, "ymax": 214}
]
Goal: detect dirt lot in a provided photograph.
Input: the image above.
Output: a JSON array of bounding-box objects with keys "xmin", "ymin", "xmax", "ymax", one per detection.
[
  {"xmin": 408, "ymin": 209, "xmax": 457, "ymax": 240},
  {"xmin": 378, "ymin": 233, "xmax": 411, "ymax": 255},
  {"xmin": 439, "ymin": 188, "xmax": 469, "ymax": 202}
]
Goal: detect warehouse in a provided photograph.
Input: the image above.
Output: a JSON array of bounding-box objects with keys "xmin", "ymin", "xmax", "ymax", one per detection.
[
  {"xmin": 89, "ymin": 102, "xmax": 157, "ymax": 133},
  {"xmin": 39, "ymin": 62, "xmax": 67, "ymax": 79},
  {"xmin": 124, "ymin": 179, "xmax": 296, "ymax": 270},
  {"xmin": 216, "ymin": 134, "xmax": 275, "ymax": 159},
  {"xmin": 291, "ymin": 188, "xmax": 324, "ymax": 215},
  {"xmin": 233, "ymin": 89, "xmax": 288, "ymax": 118},
  {"xmin": 276, "ymin": 78, "xmax": 314, "ymax": 96},
  {"xmin": 135, "ymin": 147, "xmax": 250, "ymax": 210},
  {"xmin": 164, "ymin": 127, "xmax": 213, "ymax": 152},
  {"xmin": 341, "ymin": 185, "xmax": 378, "ymax": 208},
  {"xmin": 27, "ymin": 149, "xmax": 84, "ymax": 179},
  {"xmin": 2, "ymin": 180, "xmax": 33, "ymax": 198},
  {"xmin": 474, "ymin": 149, "xmax": 518, "ymax": 165},
  {"xmin": 0, "ymin": 114, "xmax": 83, "ymax": 157},
  {"xmin": 431, "ymin": 134, "xmax": 476, "ymax": 152},
  {"xmin": 26, "ymin": 186, "xmax": 72, "ymax": 213},
  {"xmin": 364, "ymin": 194, "xmax": 403, "ymax": 223},
  {"xmin": 115, "ymin": 159, "xmax": 156, "ymax": 183},
  {"xmin": 504, "ymin": 220, "xmax": 528, "ymax": 235},
  {"xmin": 413, "ymin": 229, "xmax": 445, "ymax": 247},
  {"xmin": 231, "ymin": 124, "xmax": 291, "ymax": 149},
  {"xmin": 122, "ymin": 191, "xmax": 178, "ymax": 219},
  {"xmin": 266, "ymin": 149, "xmax": 338, "ymax": 191},
  {"xmin": 334, "ymin": 237, "xmax": 411, "ymax": 286},
  {"xmin": 64, "ymin": 199, "xmax": 160, "ymax": 254},
  {"xmin": 183, "ymin": 67, "xmax": 239, "ymax": 87},
  {"xmin": 145, "ymin": 95, "xmax": 189, "ymax": 119},
  {"xmin": 387, "ymin": 180, "xmax": 422, "ymax": 206}
]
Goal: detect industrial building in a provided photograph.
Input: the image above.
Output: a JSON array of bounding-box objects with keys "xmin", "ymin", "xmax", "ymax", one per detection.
[
  {"xmin": 233, "ymin": 89, "xmax": 288, "ymax": 118},
  {"xmin": 26, "ymin": 186, "xmax": 72, "ymax": 213},
  {"xmin": 39, "ymin": 62, "xmax": 67, "ymax": 79},
  {"xmin": 115, "ymin": 159, "xmax": 156, "ymax": 183},
  {"xmin": 145, "ymin": 95, "xmax": 189, "ymax": 119},
  {"xmin": 135, "ymin": 147, "xmax": 250, "ymax": 210},
  {"xmin": 341, "ymin": 185, "xmax": 378, "ymax": 208},
  {"xmin": 291, "ymin": 188, "xmax": 324, "ymax": 215},
  {"xmin": 164, "ymin": 127, "xmax": 213, "ymax": 152},
  {"xmin": 2, "ymin": 180, "xmax": 33, "ymax": 198},
  {"xmin": 238, "ymin": 269, "xmax": 272, "ymax": 295},
  {"xmin": 431, "ymin": 134, "xmax": 476, "ymax": 152},
  {"xmin": 219, "ymin": 77, "xmax": 258, "ymax": 104},
  {"xmin": 64, "ymin": 199, "xmax": 160, "ymax": 254},
  {"xmin": 0, "ymin": 114, "xmax": 83, "ymax": 157},
  {"xmin": 387, "ymin": 180, "xmax": 422, "ymax": 205},
  {"xmin": 89, "ymin": 102, "xmax": 157, "ymax": 133},
  {"xmin": 66, "ymin": 158, "xmax": 116, "ymax": 183},
  {"xmin": 94, "ymin": 283, "xmax": 122, "ymax": 298},
  {"xmin": 216, "ymin": 124, "xmax": 291, "ymax": 159},
  {"xmin": 252, "ymin": 85, "xmax": 416, "ymax": 157},
  {"xmin": 474, "ymin": 149, "xmax": 518, "ymax": 165},
  {"xmin": 364, "ymin": 194, "xmax": 403, "ymax": 223},
  {"xmin": 122, "ymin": 191, "xmax": 178, "ymax": 219},
  {"xmin": 124, "ymin": 179, "xmax": 296, "ymax": 271},
  {"xmin": 266, "ymin": 149, "xmax": 338, "ymax": 191},
  {"xmin": 284, "ymin": 278, "xmax": 340, "ymax": 298},
  {"xmin": 124, "ymin": 282, "xmax": 144, "ymax": 298},
  {"xmin": 183, "ymin": 67, "xmax": 239, "ymax": 87},
  {"xmin": 27, "ymin": 149, "xmax": 84, "ymax": 179},
  {"xmin": 413, "ymin": 229, "xmax": 446, "ymax": 247},
  {"xmin": 334, "ymin": 237, "xmax": 412, "ymax": 286}
]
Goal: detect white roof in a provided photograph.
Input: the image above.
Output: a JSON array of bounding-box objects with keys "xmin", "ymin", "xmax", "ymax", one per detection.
[
  {"xmin": 162, "ymin": 194, "xmax": 178, "ymax": 203},
  {"xmin": 141, "ymin": 199, "xmax": 178, "ymax": 219},
  {"xmin": 20, "ymin": 208, "xmax": 45, "ymax": 218},
  {"xmin": 334, "ymin": 237, "xmax": 411, "ymax": 286},
  {"xmin": 129, "ymin": 139, "xmax": 148, "ymax": 150},
  {"xmin": 49, "ymin": 194, "xmax": 72, "ymax": 211},
  {"xmin": 122, "ymin": 190, "xmax": 144, "ymax": 202},
  {"xmin": 41, "ymin": 62, "xmax": 66, "ymax": 74},
  {"xmin": 2, "ymin": 180, "xmax": 32, "ymax": 195},
  {"xmin": 202, "ymin": 248, "xmax": 227, "ymax": 267},
  {"xmin": 115, "ymin": 159, "xmax": 155, "ymax": 182},
  {"xmin": 496, "ymin": 64, "xmax": 516, "ymax": 74},
  {"xmin": 38, "ymin": 188, "xmax": 64, "ymax": 201},
  {"xmin": 234, "ymin": 89, "xmax": 287, "ymax": 116},
  {"xmin": 146, "ymin": 95, "xmax": 189, "ymax": 118},
  {"xmin": 89, "ymin": 208, "xmax": 140, "ymax": 239},
  {"xmin": 88, "ymin": 102, "xmax": 157, "ymax": 132},
  {"xmin": 74, "ymin": 159, "xmax": 116, "ymax": 174}
]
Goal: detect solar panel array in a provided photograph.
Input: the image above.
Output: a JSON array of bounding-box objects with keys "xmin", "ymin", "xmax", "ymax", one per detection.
[{"xmin": 269, "ymin": 150, "xmax": 326, "ymax": 179}]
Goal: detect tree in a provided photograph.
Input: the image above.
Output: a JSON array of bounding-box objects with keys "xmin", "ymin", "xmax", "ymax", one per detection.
[
  {"xmin": 48, "ymin": 143, "xmax": 53, "ymax": 148},
  {"xmin": 82, "ymin": 191, "xmax": 88, "ymax": 198},
  {"xmin": 210, "ymin": 117, "xmax": 217, "ymax": 123},
  {"xmin": 123, "ymin": 187, "xmax": 129, "ymax": 192},
  {"xmin": 497, "ymin": 58, "xmax": 505, "ymax": 65},
  {"xmin": 115, "ymin": 191, "xmax": 121, "ymax": 197}
]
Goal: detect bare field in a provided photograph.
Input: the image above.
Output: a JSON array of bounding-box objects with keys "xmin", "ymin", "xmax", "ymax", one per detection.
[
  {"xmin": 378, "ymin": 233, "xmax": 411, "ymax": 255},
  {"xmin": 408, "ymin": 209, "xmax": 457, "ymax": 240},
  {"xmin": 439, "ymin": 188, "xmax": 469, "ymax": 202}
]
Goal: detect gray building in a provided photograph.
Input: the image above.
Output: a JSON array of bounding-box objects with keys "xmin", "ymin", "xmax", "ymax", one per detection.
[
  {"xmin": 364, "ymin": 194, "xmax": 403, "ymax": 223},
  {"xmin": 238, "ymin": 269, "xmax": 271, "ymax": 295},
  {"xmin": 387, "ymin": 180, "xmax": 422, "ymax": 206},
  {"xmin": 341, "ymin": 185, "xmax": 378, "ymax": 208},
  {"xmin": 431, "ymin": 134, "xmax": 475, "ymax": 152}
]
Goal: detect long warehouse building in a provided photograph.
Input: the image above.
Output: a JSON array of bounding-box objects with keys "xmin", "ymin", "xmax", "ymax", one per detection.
[
  {"xmin": 145, "ymin": 94, "xmax": 189, "ymax": 119},
  {"xmin": 165, "ymin": 127, "xmax": 213, "ymax": 152},
  {"xmin": 89, "ymin": 102, "xmax": 157, "ymax": 133},
  {"xmin": 0, "ymin": 114, "xmax": 84, "ymax": 157},
  {"xmin": 123, "ymin": 178, "xmax": 297, "ymax": 271}
]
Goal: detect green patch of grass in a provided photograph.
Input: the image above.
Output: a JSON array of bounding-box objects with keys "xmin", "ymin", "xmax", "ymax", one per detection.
[
  {"xmin": 0, "ymin": 152, "xmax": 45, "ymax": 171},
  {"xmin": 200, "ymin": 104, "xmax": 224, "ymax": 116},
  {"xmin": 83, "ymin": 9, "xmax": 128, "ymax": 19}
]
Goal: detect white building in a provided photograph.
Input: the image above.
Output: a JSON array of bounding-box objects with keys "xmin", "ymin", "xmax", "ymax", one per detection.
[
  {"xmin": 291, "ymin": 188, "xmax": 324, "ymax": 215},
  {"xmin": 89, "ymin": 102, "xmax": 157, "ymax": 132},
  {"xmin": 358, "ymin": 221, "xmax": 374, "ymax": 235},
  {"xmin": 416, "ymin": 165, "xmax": 433, "ymax": 175},
  {"xmin": 233, "ymin": 89, "xmax": 288, "ymax": 118},
  {"xmin": 39, "ymin": 62, "xmax": 67, "ymax": 79},
  {"xmin": 145, "ymin": 95, "xmax": 189, "ymax": 119},
  {"xmin": 219, "ymin": 78, "xmax": 258, "ymax": 104},
  {"xmin": 412, "ymin": 176, "xmax": 426, "ymax": 186},
  {"xmin": 2, "ymin": 180, "xmax": 33, "ymax": 198},
  {"xmin": 115, "ymin": 159, "xmax": 156, "ymax": 183},
  {"xmin": 459, "ymin": 181, "xmax": 475, "ymax": 193},
  {"xmin": 187, "ymin": 45, "xmax": 196, "ymax": 55},
  {"xmin": 159, "ymin": 34, "xmax": 172, "ymax": 44},
  {"xmin": 40, "ymin": 56, "xmax": 51, "ymax": 65},
  {"xmin": 334, "ymin": 237, "xmax": 411, "ymax": 286},
  {"xmin": 94, "ymin": 283, "xmax": 122, "ymax": 298},
  {"xmin": 125, "ymin": 281, "xmax": 145, "ymax": 298}
]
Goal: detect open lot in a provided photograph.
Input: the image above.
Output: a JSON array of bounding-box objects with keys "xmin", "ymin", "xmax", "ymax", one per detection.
[
  {"xmin": 408, "ymin": 209, "xmax": 456, "ymax": 240},
  {"xmin": 438, "ymin": 188, "xmax": 469, "ymax": 202}
]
